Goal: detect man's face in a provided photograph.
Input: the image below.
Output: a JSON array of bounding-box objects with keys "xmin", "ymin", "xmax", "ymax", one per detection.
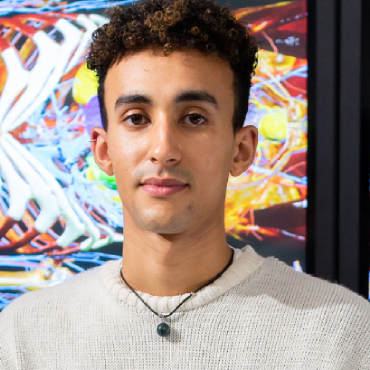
[{"xmin": 93, "ymin": 47, "xmax": 255, "ymax": 236}]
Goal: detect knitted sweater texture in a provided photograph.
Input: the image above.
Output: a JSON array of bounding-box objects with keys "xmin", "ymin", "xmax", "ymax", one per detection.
[{"xmin": 0, "ymin": 245, "xmax": 369, "ymax": 370}]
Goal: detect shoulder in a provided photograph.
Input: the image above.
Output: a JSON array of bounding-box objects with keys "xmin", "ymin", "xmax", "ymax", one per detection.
[
  {"xmin": 249, "ymin": 257, "xmax": 370, "ymax": 359},
  {"xmin": 0, "ymin": 262, "xmax": 104, "ymax": 319},
  {"xmin": 0, "ymin": 265, "xmax": 101, "ymax": 369},
  {"xmin": 258, "ymin": 257, "xmax": 370, "ymax": 324}
]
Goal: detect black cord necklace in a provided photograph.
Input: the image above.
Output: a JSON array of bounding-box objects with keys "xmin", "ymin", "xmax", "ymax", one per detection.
[{"xmin": 119, "ymin": 248, "xmax": 235, "ymax": 337}]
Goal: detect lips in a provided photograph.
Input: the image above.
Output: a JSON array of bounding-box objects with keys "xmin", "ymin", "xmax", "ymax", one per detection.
[
  {"xmin": 141, "ymin": 177, "xmax": 186, "ymax": 186},
  {"xmin": 140, "ymin": 178, "xmax": 188, "ymax": 197}
]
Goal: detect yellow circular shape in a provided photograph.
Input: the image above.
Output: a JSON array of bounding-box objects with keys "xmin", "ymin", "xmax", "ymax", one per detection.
[
  {"xmin": 259, "ymin": 108, "xmax": 287, "ymax": 141},
  {"xmin": 85, "ymin": 167, "xmax": 95, "ymax": 181},
  {"xmin": 72, "ymin": 63, "xmax": 98, "ymax": 105}
]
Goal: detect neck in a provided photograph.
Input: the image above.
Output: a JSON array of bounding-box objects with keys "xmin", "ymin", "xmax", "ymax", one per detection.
[{"xmin": 120, "ymin": 221, "xmax": 233, "ymax": 297}]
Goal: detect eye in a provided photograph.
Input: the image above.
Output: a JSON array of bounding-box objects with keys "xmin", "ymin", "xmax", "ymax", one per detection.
[
  {"xmin": 124, "ymin": 114, "xmax": 149, "ymax": 126},
  {"xmin": 182, "ymin": 113, "xmax": 207, "ymax": 126}
]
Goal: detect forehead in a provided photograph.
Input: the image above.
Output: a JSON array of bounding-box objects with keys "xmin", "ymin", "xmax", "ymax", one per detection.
[{"xmin": 104, "ymin": 48, "xmax": 235, "ymax": 107}]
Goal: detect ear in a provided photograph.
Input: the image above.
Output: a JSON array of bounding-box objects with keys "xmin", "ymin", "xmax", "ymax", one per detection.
[
  {"xmin": 230, "ymin": 125, "xmax": 258, "ymax": 177},
  {"xmin": 90, "ymin": 126, "xmax": 114, "ymax": 176}
]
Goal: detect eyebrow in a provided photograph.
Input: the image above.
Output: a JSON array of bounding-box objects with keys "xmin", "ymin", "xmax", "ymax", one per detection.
[{"xmin": 114, "ymin": 90, "xmax": 219, "ymax": 111}]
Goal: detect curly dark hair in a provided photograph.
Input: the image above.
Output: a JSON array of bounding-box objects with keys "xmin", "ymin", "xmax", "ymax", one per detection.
[{"xmin": 86, "ymin": 0, "xmax": 258, "ymax": 134}]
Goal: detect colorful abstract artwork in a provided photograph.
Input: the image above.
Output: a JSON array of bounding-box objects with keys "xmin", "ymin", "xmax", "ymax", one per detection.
[{"xmin": 0, "ymin": 0, "xmax": 307, "ymax": 310}]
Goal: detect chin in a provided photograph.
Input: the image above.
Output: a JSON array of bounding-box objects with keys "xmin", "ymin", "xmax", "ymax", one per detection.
[{"xmin": 138, "ymin": 213, "xmax": 191, "ymax": 235}]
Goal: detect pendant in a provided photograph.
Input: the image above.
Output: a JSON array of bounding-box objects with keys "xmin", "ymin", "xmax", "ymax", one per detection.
[
  {"xmin": 157, "ymin": 313, "xmax": 171, "ymax": 337},
  {"xmin": 157, "ymin": 322, "xmax": 171, "ymax": 337}
]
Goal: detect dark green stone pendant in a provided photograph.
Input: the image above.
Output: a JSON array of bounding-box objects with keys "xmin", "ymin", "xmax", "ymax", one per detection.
[{"xmin": 157, "ymin": 322, "xmax": 171, "ymax": 337}]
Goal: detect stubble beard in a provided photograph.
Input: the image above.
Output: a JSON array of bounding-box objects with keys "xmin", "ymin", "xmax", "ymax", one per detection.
[{"xmin": 131, "ymin": 202, "xmax": 195, "ymax": 235}]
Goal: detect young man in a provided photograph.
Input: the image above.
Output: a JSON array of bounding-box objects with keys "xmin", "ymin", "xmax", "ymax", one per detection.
[{"xmin": 1, "ymin": 0, "xmax": 369, "ymax": 368}]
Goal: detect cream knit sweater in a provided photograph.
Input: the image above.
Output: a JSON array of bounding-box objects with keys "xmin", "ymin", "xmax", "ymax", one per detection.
[{"xmin": 0, "ymin": 245, "xmax": 369, "ymax": 369}]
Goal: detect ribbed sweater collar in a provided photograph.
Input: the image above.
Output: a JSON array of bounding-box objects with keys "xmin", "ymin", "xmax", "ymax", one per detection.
[{"xmin": 99, "ymin": 244, "xmax": 266, "ymax": 314}]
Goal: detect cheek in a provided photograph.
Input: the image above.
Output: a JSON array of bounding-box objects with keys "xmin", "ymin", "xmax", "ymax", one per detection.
[
  {"xmin": 189, "ymin": 141, "xmax": 231, "ymax": 188},
  {"xmin": 109, "ymin": 136, "xmax": 140, "ymax": 185}
]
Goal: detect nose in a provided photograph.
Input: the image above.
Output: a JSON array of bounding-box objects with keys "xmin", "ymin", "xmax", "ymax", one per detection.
[{"xmin": 147, "ymin": 115, "xmax": 181, "ymax": 166}]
